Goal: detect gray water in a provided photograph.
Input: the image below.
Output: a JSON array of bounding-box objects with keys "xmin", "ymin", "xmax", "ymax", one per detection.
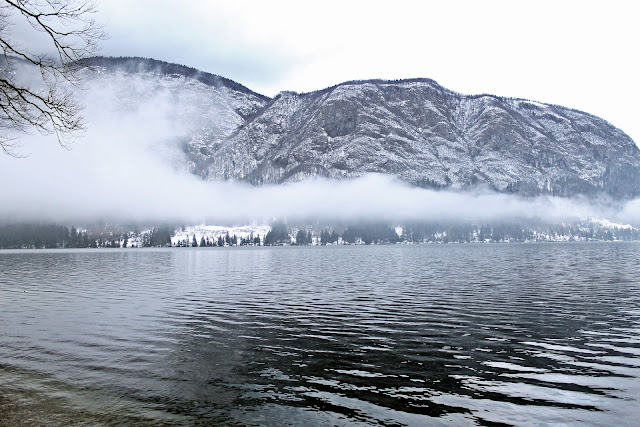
[{"xmin": 1, "ymin": 243, "xmax": 640, "ymax": 426}]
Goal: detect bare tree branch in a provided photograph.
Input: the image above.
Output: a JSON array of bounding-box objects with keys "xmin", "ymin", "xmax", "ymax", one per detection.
[{"xmin": 0, "ymin": 0, "xmax": 106, "ymax": 155}]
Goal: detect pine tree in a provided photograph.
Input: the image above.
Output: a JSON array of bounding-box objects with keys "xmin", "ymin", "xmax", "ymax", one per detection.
[
  {"xmin": 264, "ymin": 221, "xmax": 290, "ymax": 245},
  {"xmin": 295, "ymin": 229, "xmax": 307, "ymax": 245},
  {"xmin": 70, "ymin": 226, "xmax": 78, "ymax": 248},
  {"xmin": 62, "ymin": 226, "xmax": 70, "ymax": 248}
]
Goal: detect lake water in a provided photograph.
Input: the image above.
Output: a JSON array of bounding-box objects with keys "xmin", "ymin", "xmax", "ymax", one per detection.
[{"xmin": 1, "ymin": 243, "xmax": 640, "ymax": 426}]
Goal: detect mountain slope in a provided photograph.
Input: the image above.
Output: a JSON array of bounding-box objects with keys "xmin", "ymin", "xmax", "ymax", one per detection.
[
  {"xmin": 79, "ymin": 57, "xmax": 270, "ymax": 162},
  {"xmin": 197, "ymin": 79, "xmax": 640, "ymax": 198},
  {"xmin": 82, "ymin": 58, "xmax": 640, "ymax": 199}
]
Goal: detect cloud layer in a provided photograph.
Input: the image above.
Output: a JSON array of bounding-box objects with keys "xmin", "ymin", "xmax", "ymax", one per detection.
[{"xmin": 0, "ymin": 70, "xmax": 638, "ymax": 227}]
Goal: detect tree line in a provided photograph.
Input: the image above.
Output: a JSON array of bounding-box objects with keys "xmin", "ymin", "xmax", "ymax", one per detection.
[
  {"xmin": 173, "ymin": 231, "xmax": 260, "ymax": 247},
  {"xmin": 0, "ymin": 224, "xmax": 90, "ymax": 249},
  {"xmin": 1, "ymin": 220, "xmax": 638, "ymax": 250}
]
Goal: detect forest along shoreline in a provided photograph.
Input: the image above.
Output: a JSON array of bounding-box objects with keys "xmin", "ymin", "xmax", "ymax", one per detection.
[{"xmin": 0, "ymin": 220, "xmax": 636, "ymax": 249}]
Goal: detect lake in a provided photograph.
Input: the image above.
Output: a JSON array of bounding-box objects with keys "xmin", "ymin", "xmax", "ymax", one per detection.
[{"xmin": 1, "ymin": 243, "xmax": 640, "ymax": 425}]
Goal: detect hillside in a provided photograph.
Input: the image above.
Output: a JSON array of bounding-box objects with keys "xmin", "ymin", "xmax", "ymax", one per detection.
[{"xmin": 83, "ymin": 57, "xmax": 640, "ymax": 199}]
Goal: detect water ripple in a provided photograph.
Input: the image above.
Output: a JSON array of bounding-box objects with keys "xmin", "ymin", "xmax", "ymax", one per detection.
[{"xmin": 1, "ymin": 243, "xmax": 640, "ymax": 425}]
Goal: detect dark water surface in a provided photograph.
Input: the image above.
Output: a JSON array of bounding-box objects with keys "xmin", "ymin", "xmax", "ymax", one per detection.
[{"xmin": 1, "ymin": 243, "xmax": 640, "ymax": 426}]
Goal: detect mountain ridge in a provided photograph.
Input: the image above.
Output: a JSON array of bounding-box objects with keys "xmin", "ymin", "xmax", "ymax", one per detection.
[
  {"xmin": 80, "ymin": 57, "xmax": 640, "ymax": 199},
  {"xmin": 82, "ymin": 57, "xmax": 613, "ymax": 124},
  {"xmin": 82, "ymin": 56, "xmax": 270, "ymax": 104}
]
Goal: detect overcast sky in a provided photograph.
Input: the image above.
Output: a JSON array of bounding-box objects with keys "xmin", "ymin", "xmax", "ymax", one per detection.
[{"xmin": 97, "ymin": 0, "xmax": 640, "ymax": 146}]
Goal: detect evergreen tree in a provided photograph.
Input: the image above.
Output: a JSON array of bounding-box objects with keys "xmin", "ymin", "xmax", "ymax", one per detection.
[
  {"xmin": 62, "ymin": 226, "xmax": 70, "ymax": 248},
  {"xmin": 70, "ymin": 226, "xmax": 78, "ymax": 248},
  {"xmin": 295, "ymin": 229, "xmax": 307, "ymax": 245},
  {"xmin": 264, "ymin": 221, "xmax": 290, "ymax": 245},
  {"xmin": 342, "ymin": 227, "xmax": 355, "ymax": 244}
]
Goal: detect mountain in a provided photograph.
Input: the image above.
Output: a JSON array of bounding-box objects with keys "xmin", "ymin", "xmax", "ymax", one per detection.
[
  {"xmin": 79, "ymin": 56, "xmax": 270, "ymax": 153},
  {"xmin": 81, "ymin": 57, "xmax": 640, "ymax": 199}
]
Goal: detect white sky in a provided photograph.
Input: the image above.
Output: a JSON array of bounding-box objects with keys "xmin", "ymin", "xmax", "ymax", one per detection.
[{"xmin": 97, "ymin": 0, "xmax": 640, "ymax": 146}]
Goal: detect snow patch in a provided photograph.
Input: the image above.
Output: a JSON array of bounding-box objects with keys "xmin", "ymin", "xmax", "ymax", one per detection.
[{"xmin": 171, "ymin": 224, "xmax": 271, "ymax": 246}]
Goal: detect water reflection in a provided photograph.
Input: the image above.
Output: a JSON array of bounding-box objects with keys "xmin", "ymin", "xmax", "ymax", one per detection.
[{"xmin": 1, "ymin": 243, "xmax": 640, "ymax": 425}]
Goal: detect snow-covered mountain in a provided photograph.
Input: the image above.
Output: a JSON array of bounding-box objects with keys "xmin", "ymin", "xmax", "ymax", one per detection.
[{"xmin": 81, "ymin": 57, "xmax": 640, "ymax": 199}]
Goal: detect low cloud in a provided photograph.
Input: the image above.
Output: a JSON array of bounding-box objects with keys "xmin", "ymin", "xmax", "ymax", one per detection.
[{"xmin": 0, "ymin": 70, "xmax": 637, "ymax": 227}]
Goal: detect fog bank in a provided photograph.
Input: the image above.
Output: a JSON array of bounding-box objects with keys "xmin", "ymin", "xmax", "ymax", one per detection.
[{"xmin": 0, "ymin": 70, "xmax": 638, "ymax": 227}]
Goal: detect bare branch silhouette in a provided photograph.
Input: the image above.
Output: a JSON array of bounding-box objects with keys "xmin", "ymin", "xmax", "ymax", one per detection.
[{"xmin": 0, "ymin": 0, "xmax": 106, "ymax": 155}]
